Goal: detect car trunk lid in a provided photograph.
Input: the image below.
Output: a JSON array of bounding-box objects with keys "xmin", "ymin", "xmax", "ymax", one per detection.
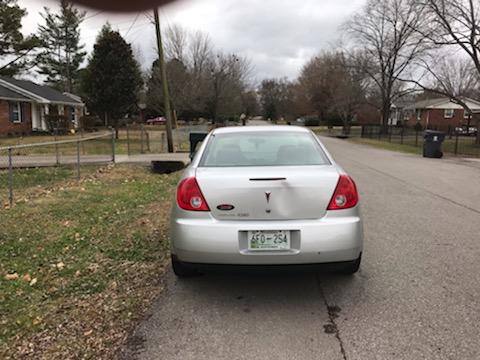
[{"xmin": 196, "ymin": 166, "xmax": 339, "ymax": 220}]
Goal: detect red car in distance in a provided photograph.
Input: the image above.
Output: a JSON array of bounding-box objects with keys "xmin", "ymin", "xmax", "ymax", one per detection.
[{"xmin": 146, "ymin": 116, "xmax": 166, "ymax": 125}]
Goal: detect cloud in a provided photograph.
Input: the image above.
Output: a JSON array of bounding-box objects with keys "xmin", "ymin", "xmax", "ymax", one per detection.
[{"xmin": 19, "ymin": 0, "xmax": 365, "ymax": 81}]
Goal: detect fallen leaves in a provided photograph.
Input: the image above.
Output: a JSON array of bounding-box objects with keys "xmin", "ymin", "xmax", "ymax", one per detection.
[
  {"xmin": 0, "ymin": 165, "xmax": 178, "ymax": 359},
  {"xmin": 4, "ymin": 273, "xmax": 19, "ymax": 281},
  {"xmin": 4, "ymin": 273, "xmax": 38, "ymax": 286}
]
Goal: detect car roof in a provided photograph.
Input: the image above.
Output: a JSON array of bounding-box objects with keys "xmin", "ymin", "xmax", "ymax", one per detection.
[{"xmin": 212, "ymin": 125, "xmax": 310, "ymax": 135}]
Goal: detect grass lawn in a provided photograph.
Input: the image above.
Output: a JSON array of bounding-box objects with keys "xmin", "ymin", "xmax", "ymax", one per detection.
[
  {"xmin": 0, "ymin": 166, "xmax": 103, "ymax": 208},
  {"xmin": 347, "ymin": 137, "xmax": 423, "ymax": 155},
  {"xmin": 0, "ymin": 164, "xmax": 179, "ymax": 358}
]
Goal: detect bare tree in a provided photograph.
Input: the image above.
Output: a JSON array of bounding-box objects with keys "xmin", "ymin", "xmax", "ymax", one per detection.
[
  {"xmin": 258, "ymin": 78, "xmax": 295, "ymax": 122},
  {"xmin": 418, "ymin": 0, "xmax": 480, "ymax": 74},
  {"xmin": 147, "ymin": 26, "xmax": 253, "ymax": 122},
  {"xmin": 410, "ymin": 56, "xmax": 480, "ymax": 98},
  {"xmin": 403, "ymin": 0, "xmax": 480, "ymax": 140},
  {"xmin": 164, "ymin": 24, "xmax": 188, "ymax": 63},
  {"xmin": 345, "ymin": 0, "xmax": 429, "ymax": 132},
  {"xmin": 297, "ymin": 51, "xmax": 367, "ymax": 131},
  {"xmin": 206, "ymin": 53, "xmax": 253, "ymax": 123}
]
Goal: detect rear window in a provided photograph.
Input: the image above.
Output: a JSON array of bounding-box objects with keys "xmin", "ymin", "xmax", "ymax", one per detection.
[{"xmin": 199, "ymin": 131, "xmax": 330, "ymax": 167}]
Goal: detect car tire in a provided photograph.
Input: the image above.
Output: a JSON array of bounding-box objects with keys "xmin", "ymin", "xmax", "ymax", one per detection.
[
  {"xmin": 341, "ymin": 253, "xmax": 362, "ymax": 275},
  {"xmin": 171, "ymin": 255, "xmax": 199, "ymax": 277}
]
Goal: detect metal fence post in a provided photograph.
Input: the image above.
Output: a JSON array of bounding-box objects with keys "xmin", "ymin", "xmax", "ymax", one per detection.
[
  {"xmin": 140, "ymin": 124, "xmax": 145, "ymax": 154},
  {"xmin": 454, "ymin": 132, "xmax": 459, "ymax": 155},
  {"xmin": 126, "ymin": 124, "xmax": 131, "ymax": 156},
  {"xmin": 76, "ymin": 140, "xmax": 81, "ymax": 181},
  {"xmin": 146, "ymin": 131, "xmax": 150, "ymax": 152},
  {"xmin": 111, "ymin": 128, "xmax": 116, "ymax": 163},
  {"xmin": 80, "ymin": 128, "xmax": 85, "ymax": 155},
  {"xmin": 8, "ymin": 147, "xmax": 13, "ymax": 208},
  {"xmin": 54, "ymin": 128, "xmax": 60, "ymax": 166}
]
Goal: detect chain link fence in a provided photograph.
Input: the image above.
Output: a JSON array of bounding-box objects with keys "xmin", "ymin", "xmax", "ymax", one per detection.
[
  {"xmin": 318, "ymin": 125, "xmax": 480, "ymax": 158},
  {"xmin": 0, "ymin": 124, "xmax": 210, "ymax": 208},
  {"xmin": 0, "ymin": 131, "xmax": 115, "ymax": 208}
]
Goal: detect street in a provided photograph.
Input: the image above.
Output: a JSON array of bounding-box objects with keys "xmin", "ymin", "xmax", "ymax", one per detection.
[{"xmin": 121, "ymin": 136, "xmax": 480, "ymax": 360}]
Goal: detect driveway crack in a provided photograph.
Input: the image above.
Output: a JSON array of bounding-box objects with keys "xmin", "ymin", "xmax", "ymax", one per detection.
[{"xmin": 316, "ymin": 276, "xmax": 348, "ymax": 360}]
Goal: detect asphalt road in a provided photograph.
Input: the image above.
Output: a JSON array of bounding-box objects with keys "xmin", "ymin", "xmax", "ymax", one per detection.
[{"xmin": 121, "ymin": 136, "xmax": 480, "ymax": 360}]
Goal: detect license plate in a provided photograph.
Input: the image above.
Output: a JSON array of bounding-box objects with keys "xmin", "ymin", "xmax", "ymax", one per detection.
[{"xmin": 247, "ymin": 230, "xmax": 291, "ymax": 251}]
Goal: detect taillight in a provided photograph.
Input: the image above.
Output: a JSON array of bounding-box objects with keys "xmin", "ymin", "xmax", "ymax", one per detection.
[
  {"xmin": 177, "ymin": 177, "xmax": 210, "ymax": 211},
  {"xmin": 327, "ymin": 174, "xmax": 359, "ymax": 210}
]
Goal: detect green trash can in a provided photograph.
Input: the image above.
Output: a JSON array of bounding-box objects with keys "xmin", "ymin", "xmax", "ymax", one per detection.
[{"xmin": 423, "ymin": 130, "xmax": 445, "ymax": 158}]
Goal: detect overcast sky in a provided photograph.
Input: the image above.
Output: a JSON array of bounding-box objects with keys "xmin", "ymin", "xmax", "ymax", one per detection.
[{"xmin": 19, "ymin": 0, "xmax": 365, "ymax": 81}]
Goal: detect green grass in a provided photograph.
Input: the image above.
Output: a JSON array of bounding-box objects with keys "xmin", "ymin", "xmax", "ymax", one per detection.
[
  {"xmin": 0, "ymin": 166, "xmax": 103, "ymax": 208},
  {"xmin": 0, "ymin": 167, "xmax": 73, "ymax": 191},
  {"xmin": 0, "ymin": 165, "xmax": 179, "ymax": 358},
  {"xmin": 348, "ymin": 137, "xmax": 423, "ymax": 155}
]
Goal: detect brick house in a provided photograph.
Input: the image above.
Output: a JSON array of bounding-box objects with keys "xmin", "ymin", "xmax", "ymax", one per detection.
[
  {"xmin": 404, "ymin": 97, "xmax": 480, "ymax": 131},
  {"xmin": 0, "ymin": 76, "xmax": 85, "ymax": 137}
]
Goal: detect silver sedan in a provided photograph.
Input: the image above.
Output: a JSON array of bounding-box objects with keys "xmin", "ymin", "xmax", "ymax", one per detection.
[{"xmin": 170, "ymin": 126, "xmax": 363, "ymax": 276}]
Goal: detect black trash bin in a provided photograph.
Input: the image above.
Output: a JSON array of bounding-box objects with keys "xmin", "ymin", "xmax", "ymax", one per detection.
[{"xmin": 423, "ymin": 130, "xmax": 445, "ymax": 158}]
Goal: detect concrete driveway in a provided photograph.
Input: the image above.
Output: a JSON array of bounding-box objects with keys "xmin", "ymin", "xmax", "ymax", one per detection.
[{"xmin": 121, "ymin": 136, "xmax": 480, "ymax": 360}]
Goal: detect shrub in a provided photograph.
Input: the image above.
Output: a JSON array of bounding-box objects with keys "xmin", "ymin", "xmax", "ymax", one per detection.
[
  {"xmin": 45, "ymin": 114, "xmax": 69, "ymax": 134},
  {"xmin": 80, "ymin": 115, "xmax": 104, "ymax": 130},
  {"xmin": 304, "ymin": 116, "xmax": 320, "ymax": 126}
]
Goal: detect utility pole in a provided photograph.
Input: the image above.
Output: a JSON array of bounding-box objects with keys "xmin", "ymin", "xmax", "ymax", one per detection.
[{"xmin": 153, "ymin": 7, "xmax": 174, "ymax": 153}]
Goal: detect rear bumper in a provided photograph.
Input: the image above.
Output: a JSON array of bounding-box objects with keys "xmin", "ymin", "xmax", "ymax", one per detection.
[
  {"xmin": 170, "ymin": 208, "xmax": 363, "ymax": 265},
  {"xmin": 172, "ymin": 254, "xmax": 361, "ymax": 273}
]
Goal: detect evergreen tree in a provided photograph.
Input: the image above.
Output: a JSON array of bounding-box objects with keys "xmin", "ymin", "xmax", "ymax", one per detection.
[
  {"xmin": 37, "ymin": 0, "xmax": 86, "ymax": 92},
  {"xmin": 81, "ymin": 25, "xmax": 142, "ymax": 127},
  {"xmin": 0, "ymin": 0, "xmax": 39, "ymax": 76}
]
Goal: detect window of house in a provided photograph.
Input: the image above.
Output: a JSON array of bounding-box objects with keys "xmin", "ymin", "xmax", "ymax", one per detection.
[
  {"xmin": 444, "ymin": 109, "xmax": 454, "ymax": 118},
  {"xmin": 69, "ymin": 106, "xmax": 76, "ymax": 122},
  {"xmin": 9, "ymin": 102, "xmax": 22, "ymax": 123}
]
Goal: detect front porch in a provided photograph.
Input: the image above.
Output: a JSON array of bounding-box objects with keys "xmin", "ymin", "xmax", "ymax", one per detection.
[{"xmin": 32, "ymin": 103, "xmax": 84, "ymax": 132}]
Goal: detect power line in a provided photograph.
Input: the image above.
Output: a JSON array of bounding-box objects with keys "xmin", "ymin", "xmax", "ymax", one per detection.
[
  {"xmin": 84, "ymin": 10, "xmax": 103, "ymax": 21},
  {"xmin": 125, "ymin": 13, "xmax": 141, "ymax": 37},
  {"xmin": 82, "ymin": 21, "xmax": 151, "ymax": 40}
]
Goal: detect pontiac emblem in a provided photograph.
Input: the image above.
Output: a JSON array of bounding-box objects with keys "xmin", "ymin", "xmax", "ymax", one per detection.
[{"xmin": 265, "ymin": 191, "xmax": 271, "ymax": 203}]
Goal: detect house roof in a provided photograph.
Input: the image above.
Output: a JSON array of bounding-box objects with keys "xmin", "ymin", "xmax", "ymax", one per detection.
[
  {"xmin": 0, "ymin": 76, "xmax": 84, "ymax": 106},
  {"xmin": 0, "ymin": 84, "xmax": 31, "ymax": 102},
  {"xmin": 406, "ymin": 97, "xmax": 480, "ymax": 110}
]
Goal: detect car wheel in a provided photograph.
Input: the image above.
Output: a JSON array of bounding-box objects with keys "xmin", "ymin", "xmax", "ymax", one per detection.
[
  {"xmin": 171, "ymin": 255, "xmax": 199, "ymax": 277},
  {"xmin": 341, "ymin": 253, "xmax": 362, "ymax": 275}
]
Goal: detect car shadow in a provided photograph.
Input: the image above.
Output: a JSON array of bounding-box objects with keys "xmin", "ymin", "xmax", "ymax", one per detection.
[{"xmin": 168, "ymin": 268, "xmax": 361, "ymax": 308}]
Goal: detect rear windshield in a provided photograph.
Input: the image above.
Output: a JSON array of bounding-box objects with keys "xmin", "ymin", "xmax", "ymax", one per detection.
[{"xmin": 199, "ymin": 131, "xmax": 330, "ymax": 167}]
